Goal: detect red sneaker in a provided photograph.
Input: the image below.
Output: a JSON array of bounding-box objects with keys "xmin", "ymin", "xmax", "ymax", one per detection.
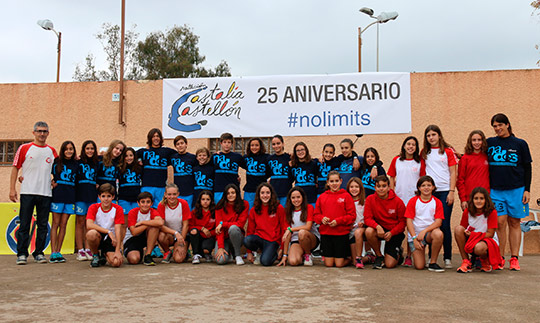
[
  {"xmin": 480, "ymin": 258, "xmax": 492, "ymax": 273},
  {"xmin": 494, "ymin": 257, "xmax": 505, "ymax": 270},
  {"xmin": 509, "ymin": 257, "xmax": 520, "ymax": 271},
  {"xmin": 456, "ymin": 259, "xmax": 472, "ymax": 273}
]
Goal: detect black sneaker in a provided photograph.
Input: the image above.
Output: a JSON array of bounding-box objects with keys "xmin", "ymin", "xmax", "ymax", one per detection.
[
  {"xmin": 428, "ymin": 263, "xmax": 445, "ymax": 272},
  {"xmin": 143, "ymin": 254, "xmax": 155, "ymax": 266},
  {"xmin": 98, "ymin": 252, "xmax": 107, "ymax": 266},
  {"xmin": 90, "ymin": 255, "xmax": 100, "ymax": 268},
  {"xmin": 373, "ymin": 256, "xmax": 384, "ymax": 269},
  {"xmin": 396, "ymin": 247, "xmax": 404, "ymax": 266}
]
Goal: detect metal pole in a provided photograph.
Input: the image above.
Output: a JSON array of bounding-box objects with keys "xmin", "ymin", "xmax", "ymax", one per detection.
[
  {"xmin": 119, "ymin": 0, "xmax": 126, "ymax": 125},
  {"xmin": 56, "ymin": 32, "xmax": 61, "ymax": 82},
  {"xmin": 376, "ymin": 23, "xmax": 379, "ymax": 72},
  {"xmin": 358, "ymin": 27, "xmax": 362, "ymax": 73}
]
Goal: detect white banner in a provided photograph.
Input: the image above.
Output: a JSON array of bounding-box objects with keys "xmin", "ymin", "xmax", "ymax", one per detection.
[{"xmin": 162, "ymin": 72, "xmax": 411, "ymax": 139}]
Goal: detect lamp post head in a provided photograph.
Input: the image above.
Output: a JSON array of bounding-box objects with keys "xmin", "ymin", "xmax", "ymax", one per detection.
[
  {"xmin": 376, "ymin": 12, "xmax": 399, "ymax": 23},
  {"xmin": 359, "ymin": 7, "xmax": 374, "ymax": 17},
  {"xmin": 37, "ymin": 19, "xmax": 55, "ymax": 31}
]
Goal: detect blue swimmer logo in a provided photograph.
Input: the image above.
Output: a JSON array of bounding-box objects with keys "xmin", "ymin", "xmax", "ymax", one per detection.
[
  {"xmin": 214, "ymin": 155, "xmax": 238, "ymax": 171},
  {"xmin": 169, "ymin": 87, "xmax": 208, "ymax": 132},
  {"xmin": 60, "ymin": 165, "xmax": 74, "ymax": 182},
  {"xmin": 81, "ymin": 164, "xmax": 96, "ymax": 181},
  {"xmin": 144, "ymin": 151, "xmax": 168, "ymax": 167},
  {"xmin": 172, "ymin": 159, "xmax": 193, "ymax": 175},
  {"xmin": 488, "ymin": 146, "xmax": 518, "ymax": 164},
  {"xmin": 319, "ymin": 163, "xmax": 332, "ymax": 179},
  {"xmin": 246, "ymin": 158, "xmax": 266, "ymax": 175},
  {"xmin": 292, "ymin": 167, "xmax": 315, "ymax": 184},
  {"xmin": 339, "ymin": 163, "xmax": 353, "ymax": 174},
  {"xmin": 6, "ymin": 215, "xmax": 51, "ymax": 254},
  {"xmin": 269, "ymin": 160, "xmax": 286, "ymax": 176},
  {"xmin": 104, "ymin": 165, "xmax": 117, "ymax": 179},
  {"xmin": 194, "ymin": 171, "xmax": 213, "ymax": 188},
  {"xmin": 125, "ymin": 169, "xmax": 139, "ymax": 183}
]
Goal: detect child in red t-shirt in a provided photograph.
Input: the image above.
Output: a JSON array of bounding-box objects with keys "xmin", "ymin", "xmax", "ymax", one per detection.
[
  {"xmin": 86, "ymin": 183, "xmax": 124, "ymax": 268},
  {"xmin": 189, "ymin": 190, "xmax": 216, "ymax": 264},
  {"xmin": 405, "ymin": 176, "xmax": 445, "ymax": 272},
  {"xmin": 314, "ymin": 171, "xmax": 356, "ymax": 268}
]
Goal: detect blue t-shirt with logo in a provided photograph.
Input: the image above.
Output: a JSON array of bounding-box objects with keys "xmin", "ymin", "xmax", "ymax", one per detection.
[
  {"xmin": 170, "ymin": 152, "xmax": 197, "ymax": 196},
  {"xmin": 243, "ymin": 153, "xmax": 269, "ymax": 193},
  {"xmin": 212, "ymin": 152, "xmax": 244, "ymax": 192},
  {"xmin": 52, "ymin": 158, "xmax": 78, "ymax": 204},
  {"xmin": 487, "ymin": 136, "xmax": 532, "ymax": 190},
  {"xmin": 336, "ymin": 154, "xmax": 362, "ymax": 189},
  {"xmin": 97, "ymin": 156, "xmax": 119, "ymax": 187},
  {"xmin": 193, "ymin": 162, "xmax": 214, "ymax": 201},
  {"xmin": 316, "ymin": 157, "xmax": 340, "ymax": 194},
  {"xmin": 267, "ymin": 153, "xmax": 292, "ymax": 198},
  {"xmin": 290, "ymin": 160, "xmax": 318, "ymax": 204},
  {"xmin": 137, "ymin": 147, "xmax": 176, "ymax": 188},
  {"xmin": 361, "ymin": 164, "xmax": 386, "ymax": 197},
  {"xmin": 118, "ymin": 167, "xmax": 142, "ymax": 202},
  {"xmin": 76, "ymin": 160, "xmax": 98, "ymax": 202}
]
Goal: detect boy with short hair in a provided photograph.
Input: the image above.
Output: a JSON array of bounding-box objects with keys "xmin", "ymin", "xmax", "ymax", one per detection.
[
  {"xmin": 170, "ymin": 135, "xmax": 197, "ymax": 208},
  {"xmin": 212, "ymin": 133, "xmax": 244, "ymax": 202},
  {"xmin": 364, "ymin": 175, "xmax": 406, "ymax": 269},
  {"xmin": 124, "ymin": 192, "xmax": 164, "ymax": 266},
  {"xmin": 86, "ymin": 183, "xmax": 125, "ymax": 268}
]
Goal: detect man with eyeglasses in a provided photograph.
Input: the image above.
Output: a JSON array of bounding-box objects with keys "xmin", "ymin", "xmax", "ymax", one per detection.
[{"xmin": 9, "ymin": 121, "xmax": 57, "ymax": 265}]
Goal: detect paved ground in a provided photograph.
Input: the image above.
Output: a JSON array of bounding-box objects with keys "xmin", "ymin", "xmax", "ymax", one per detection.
[{"xmin": 0, "ymin": 254, "xmax": 539, "ymax": 322}]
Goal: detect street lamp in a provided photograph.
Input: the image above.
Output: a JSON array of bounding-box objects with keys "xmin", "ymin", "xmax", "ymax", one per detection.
[
  {"xmin": 358, "ymin": 8, "xmax": 398, "ymax": 72},
  {"xmin": 37, "ymin": 19, "xmax": 62, "ymax": 82}
]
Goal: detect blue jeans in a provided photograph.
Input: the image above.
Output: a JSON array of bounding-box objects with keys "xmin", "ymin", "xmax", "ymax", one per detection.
[
  {"xmin": 17, "ymin": 194, "xmax": 51, "ymax": 257},
  {"xmin": 243, "ymin": 235, "xmax": 279, "ymax": 266},
  {"xmin": 433, "ymin": 190, "xmax": 453, "ymax": 260}
]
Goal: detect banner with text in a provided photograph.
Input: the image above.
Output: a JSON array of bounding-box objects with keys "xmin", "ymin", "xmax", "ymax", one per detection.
[{"xmin": 163, "ymin": 72, "xmax": 411, "ymax": 138}]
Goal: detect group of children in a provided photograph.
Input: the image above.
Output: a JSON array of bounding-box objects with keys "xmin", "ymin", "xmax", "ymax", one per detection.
[{"xmin": 46, "ymin": 113, "xmax": 532, "ymax": 273}]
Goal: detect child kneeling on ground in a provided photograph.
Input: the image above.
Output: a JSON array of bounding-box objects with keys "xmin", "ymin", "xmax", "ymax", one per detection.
[
  {"xmin": 86, "ymin": 183, "xmax": 124, "ymax": 268},
  {"xmin": 364, "ymin": 175, "xmax": 406, "ymax": 269},
  {"xmin": 124, "ymin": 192, "xmax": 164, "ymax": 266},
  {"xmin": 405, "ymin": 176, "xmax": 445, "ymax": 272}
]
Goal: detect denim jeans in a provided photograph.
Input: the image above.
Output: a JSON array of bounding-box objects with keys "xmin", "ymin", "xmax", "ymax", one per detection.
[
  {"xmin": 243, "ymin": 234, "xmax": 279, "ymax": 266},
  {"xmin": 17, "ymin": 194, "xmax": 51, "ymax": 257},
  {"xmin": 215, "ymin": 225, "xmax": 244, "ymax": 265},
  {"xmin": 433, "ymin": 190, "xmax": 453, "ymax": 260}
]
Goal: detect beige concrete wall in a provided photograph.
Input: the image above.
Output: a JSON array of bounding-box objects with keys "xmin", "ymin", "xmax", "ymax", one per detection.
[{"xmin": 2, "ymin": 69, "xmax": 540, "ymax": 253}]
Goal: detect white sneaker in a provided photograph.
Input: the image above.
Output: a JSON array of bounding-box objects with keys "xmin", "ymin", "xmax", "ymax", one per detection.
[
  {"xmin": 303, "ymin": 253, "xmax": 313, "ymax": 266},
  {"xmin": 84, "ymin": 249, "xmax": 93, "ymax": 261},
  {"xmin": 192, "ymin": 254, "xmax": 201, "ymax": 264},
  {"xmin": 253, "ymin": 253, "xmax": 261, "ymax": 265},
  {"xmin": 235, "ymin": 256, "xmax": 245, "ymax": 266},
  {"xmin": 76, "ymin": 249, "xmax": 87, "ymax": 261},
  {"xmin": 444, "ymin": 259, "xmax": 452, "ymax": 269}
]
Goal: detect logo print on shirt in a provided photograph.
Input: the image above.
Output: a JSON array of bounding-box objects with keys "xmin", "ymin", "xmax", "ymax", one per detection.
[
  {"xmin": 388, "ymin": 209, "xmax": 396, "ymax": 214},
  {"xmin": 337, "ymin": 198, "xmax": 345, "ymax": 203}
]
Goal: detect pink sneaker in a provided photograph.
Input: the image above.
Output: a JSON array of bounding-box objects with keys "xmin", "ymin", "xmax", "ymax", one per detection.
[
  {"xmin": 402, "ymin": 256, "xmax": 413, "ymax": 267},
  {"xmin": 303, "ymin": 254, "xmax": 313, "ymax": 266},
  {"xmin": 355, "ymin": 257, "xmax": 364, "ymax": 269}
]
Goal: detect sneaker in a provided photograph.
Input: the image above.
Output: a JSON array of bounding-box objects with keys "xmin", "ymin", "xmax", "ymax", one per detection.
[
  {"xmin": 402, "ymin": 256, "xmax": 413, "ymax": 267},
  {"xmin": 98, "ymin": 252, "xmax": 107, "ymax": 266},
  {"xmin": 143, "ymin": 254, "xmax": 155, "ymax": 266},
  {"xmin": 84, "ymin": 249, "xmax": 93, "ymax": 261},
  {"xmin": 76, "ymin": 249, "xmax": 87, "ymax": 261},
  {"xmin": 235, "ymin": 256, "xmax": 245, "ymax": 265},
  {"xmin": 34, "ymin": 254, "xmax": 47, "ymax": 264},
  {"xmin": 16, "ymin": 255, "xmax": 27, "ymax": 265},
  {"xmin": 444, "ymin": 259, "xmax": 452, "ymax": 269},
  {"xmin": 509, "ymin": 256, "xmax": 520, "ymax": 271},
  {"xmin": 457, "ymin": 259, "xmax": 472, "ymax": 273},
  {"xmin": 372, "ymin": 256, "xmax": 384, "ymax": 269},
  {"xmin": 365, "ymin": 252, "xmax": 376, "ymax": 264},
  {"xmin": 428, "ymin": 263, "xmax": 445, "ymax": 272},
  {"xmin": 204, "ymin": 254, "xmax": 212, "ymax": 263},
  {"xmin": 192, "ymin": 254, "xmax": 201, "ymax": 264},
  {"xmin": 56, "ymin": 253, "xmax": 66, "ymax": 263},
  {"xmin": 162, "ymin": 250, "xmax": 172, "ymax": 264},
  {"xmin": 303, "ymin": 254, "xmax": 314, "ymax": 266},
  {"xmin": 480, "ymin": 258, "xmax": 492, "ymax": 273},
  {"xmin": 151, "ymin": 246, "xmax": 163, "ymax": 258},
  {"xmin": 494, "ymin": 257, "xmax": 505, "ymax": 270},
  {"xmin": 253, "ymin": 253, "xmax": 261, "ymax": 265},
  {"xmin": 355, "ymin": 257, "xmax": 364, "ymax": 269},
  {"xmin": 90, "ymin": 254, "xmax": 100, "ymax": 268},
  {"xmin": 396, "ymin": 247, "xmax": 404, "ymax": 266},
  {"xmin": 49, "ymin": 252, "xmax": 59, "ymax": 263},
  {"xmin": 312, "ymin": 249, "xmax": 322, "ymax": 258}
]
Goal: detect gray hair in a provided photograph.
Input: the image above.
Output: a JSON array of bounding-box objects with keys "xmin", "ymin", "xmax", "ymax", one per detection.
[{"xmin": 33, "ymin": 121, "xmax": 49, "ymax": 131}]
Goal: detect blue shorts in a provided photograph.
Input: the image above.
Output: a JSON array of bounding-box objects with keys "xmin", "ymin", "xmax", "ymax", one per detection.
[
  {"xmin": 179, "ymin": 195, "xmax": 193, "ymax": 209},
  {"xmin": 51, "ymin": 202, "xmax": 75, "ymax": 215},
  {"xmin": 118, "ymin": 200, "xmax": 138, "ymax": 214},
  {"xmin": 75, "ymin": 201, "xmax": 93, "ymax": 215},
  {"xmin": 141, "ymin": 186, "xmax": 165, "ymax": 209},
  {"xmin": 408, "ymin": 232, "xmax": 430, "ymax": 253},
  {"xmin": 491, "ymin": 187, "xmax": 529, "ymax": 219},
  {"xmin": 243, "ymin": 192, "xmax": 256, "ymax": 209}
]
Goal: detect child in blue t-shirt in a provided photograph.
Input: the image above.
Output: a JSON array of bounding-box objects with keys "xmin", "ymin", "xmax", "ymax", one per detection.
[
  {"xmin": 267, "ymin": 135, "xmax": 292, "ymax": 206},
  {"xmin": 316, "ymin": 143, "xmax": 340, "ymax": 197},
  {"xmin": 360, "ymin": 147, "xmax": 386, "ymax": 197},
  {"xmin": 212, "ymin": 133, "xmax": 245, "ymax": 202},
  {"xmin": 170, "ymin": 135, "xmax": 197, "ymax": 208},
  {"xmin": 243, "ymin": 137, "xmax": 269, "ymax": 207},
  {"xmin": 193, "ymin": 147, "xmax": 214, "ymax": 202}
]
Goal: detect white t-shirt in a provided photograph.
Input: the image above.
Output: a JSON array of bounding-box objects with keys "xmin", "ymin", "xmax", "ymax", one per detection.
[
  {"xmin": 349, "ymin": 200, "xmax": 365, "ymax": 238},
  {"xmin": 290, "ymin": 209, "xmax": 320, "ymax": 242},
  {"xmin": 404, "ymin": 196, "xmax": 444, "ymax": 242},
  {"xmin": 87, "ymin": 203, "xmax": 124, "ymax": 233},
  {"xmin": 124, "ymin": 209, "xmax": 154, "ymax": 243},
  {"xmin": 424, "ymin": 147, "xmax": 457, "ymax": 191},
  {"xmin": 467, "ymin": 212, "xmax": 499, "ymax": 244},
  {"xmin": 13, "ymin": 143, "xmax": 57, "ymax": 197},
  {"xmin": 387, "ymin": 156, "xmax": 424, "ymax": 206}
]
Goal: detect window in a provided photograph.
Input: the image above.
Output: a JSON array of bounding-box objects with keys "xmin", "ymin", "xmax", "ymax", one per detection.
[
  {"xmin": 0, "ymin": 140, "xmax": 30, "ymax": 165},
  {"xmin": 209, "ymin": 137, "xmax": 274, "ymax": 155}
]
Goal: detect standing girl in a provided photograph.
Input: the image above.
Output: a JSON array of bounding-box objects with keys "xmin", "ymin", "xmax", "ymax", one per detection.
[
  {"xmin": 422, "ymin": 125, "xmax": 458, "ymax": 268},
  {"xmin": 118, "ymin": 147, "xmax": 142, "ymax": 217},
  {"xmin": 214, "ymin": 184, "xmax": 249, "ymax": 265},
  {"xmin": 487, "ymin": 113, "xmax": 532, "ymax": 271},
  {"xmin": 314, "ymin": 171, "xmax": 356, "ymax": 268},
  {"xmin": 192, "ymin": 147, "xmax": 214, "ymax": 202},
  {"xmin": 189, "ymin": 190, "xmax": 216, "ymax": 264},
  {"xmin": 404, "ymin": 176, "xmax": 445, "ymax": 272},
  {"xmin": 347, "ymin": 177, "xmax": 369, "ymax": 269},
  {"xmin": 360, "ymin": 147, "xmax": 385, "ymax": 197},
  {"xmin": 336, "ymin": 138, "xmax": 361, "ymax": 189},
  {"xmin": 75, "ymin": 140, "xmax": 99, "ymax": 261},
  {"xmin": 243, "ymin": 137, "xmax": 269, "ymax": 207},
  {"xmin": 290, "ymin": 142, "xmax": 319, "ymax": 206},
  {"xmin": 50, "ymin": 141, "xmax": 78, "ymax": 263},
  {"xmin": 267, "ymin": 135, "xmax": 292, "ymax": 206},
  {"xmin": 455, "ymin": 187, "xmax": 501, "ymax": 273},
  {"xmin": 244, "ymin": 183, "xmax": 287, "ymax": 266},
  {"xmin": 277, "ymin": 187, "xmax": 319, "ymax": 266},
  {"xmin": 97, "ymin": 139, "xmax": 125, "ymax": 190},
  {"xmin": 316, "ymin": 143, "xmax": 340, "ymax": 198},
  {"xmin": 157, "ymin": 183, "xmax": 192, "ymax": 263},
  {"xmin": 457, "ymin": 130, "xmax": 490, "ymax": 211},
  {"xmin": 387, "ymin": 136, "xmax": 426, "ymax": 267}
]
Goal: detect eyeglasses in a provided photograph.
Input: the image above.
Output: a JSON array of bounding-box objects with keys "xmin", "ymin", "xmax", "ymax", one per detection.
[{"xmin": 35, "ymin": 130, "xmax": 49, "ymax": 134}]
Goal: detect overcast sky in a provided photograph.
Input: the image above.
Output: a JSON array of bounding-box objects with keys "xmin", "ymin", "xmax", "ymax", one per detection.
[{"xmin": 1, "ymin": 1, "xmax": 539, "ymax": 83}]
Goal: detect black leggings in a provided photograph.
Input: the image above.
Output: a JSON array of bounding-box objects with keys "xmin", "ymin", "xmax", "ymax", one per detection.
[{"xmin": 189, "ymin": 229, "xmax": 215, "ymax": 256}]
